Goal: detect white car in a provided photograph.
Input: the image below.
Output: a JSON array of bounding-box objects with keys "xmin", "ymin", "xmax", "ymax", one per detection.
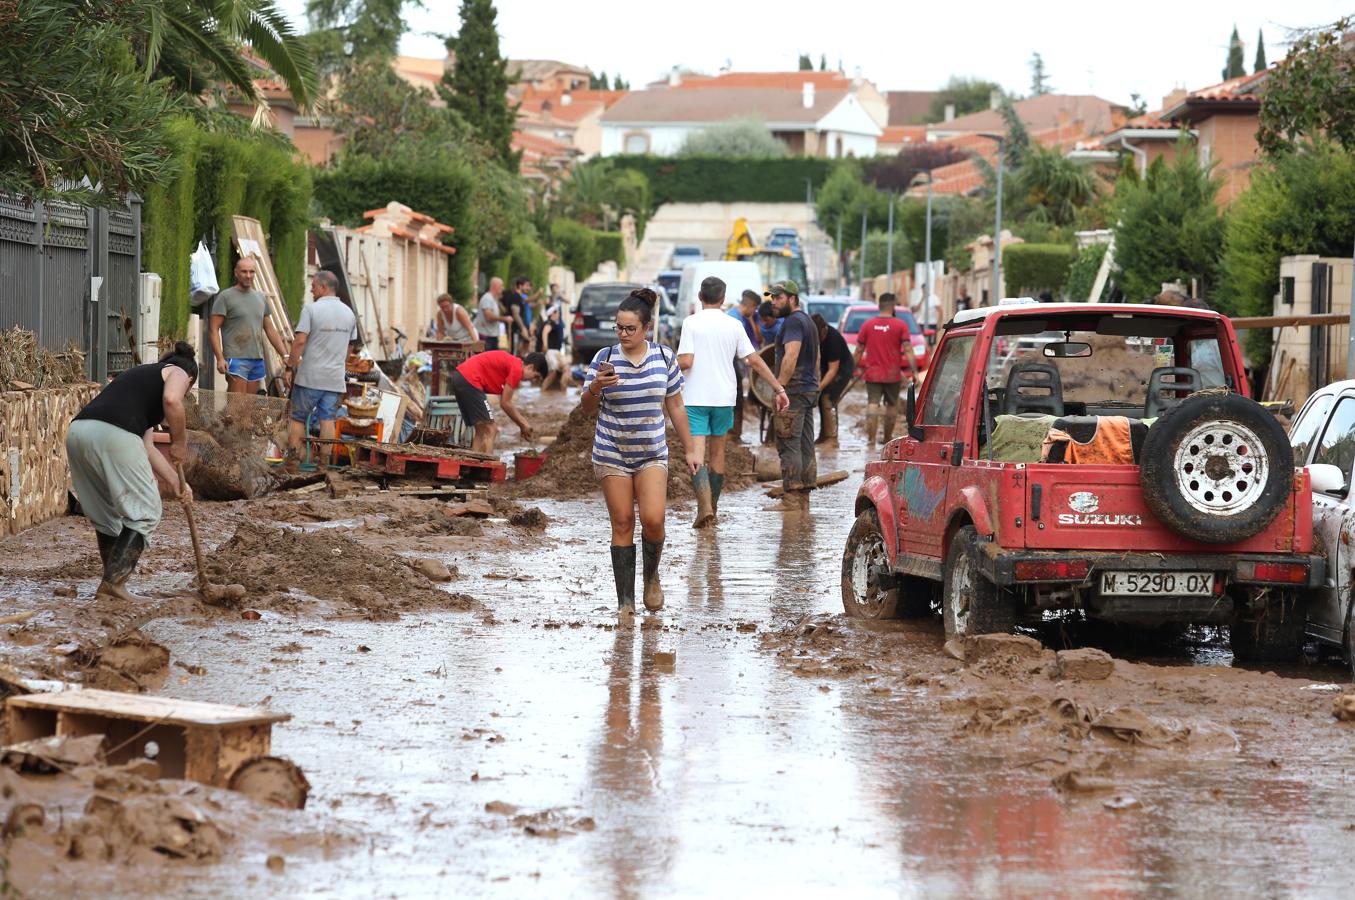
[{"xmin": 1290, "ymin": 379, "xmax": 1355, "ymax": 670}]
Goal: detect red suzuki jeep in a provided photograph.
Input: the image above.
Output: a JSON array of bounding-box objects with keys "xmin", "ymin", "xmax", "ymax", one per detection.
[{"xmin": 841, "ymin": 299, "xmax": 1323, "ymax": 663}]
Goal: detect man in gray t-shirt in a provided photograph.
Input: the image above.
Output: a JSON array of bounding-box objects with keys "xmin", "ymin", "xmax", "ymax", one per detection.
[
  {"xmin": 284, "ymin": 270, "xmax": 358, "ymax": 463},
  {"xmin": 473, "ymin": 276, "xmax": 510, "ymax": 351},
  {"xmin": 209, "ymin": 256, "xmax": 290, "ymax": 394}
]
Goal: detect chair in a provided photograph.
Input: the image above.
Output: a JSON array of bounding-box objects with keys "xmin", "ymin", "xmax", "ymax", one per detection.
[
  {"xmin": 1144, "ymin": 367, "xmax": 1201, "ymax": 418},
  {"xmin": 424, "ymin": 397, "xmax": 476, "ymax": 448},
  {"xmin": 1003, "ymin": 362, "xmax": 1065, "ymax": 417}
]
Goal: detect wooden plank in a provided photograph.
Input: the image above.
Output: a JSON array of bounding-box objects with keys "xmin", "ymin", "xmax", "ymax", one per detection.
[
  {"xmin": 764, "ymin": 470, "xmax": 851, "ymax": 498},
  {"xmin": 7, "ymin": 688, "xmax": 289, "ymax": 729},
  {"xmin": 1231, "ymin": 313, "xmax": 1351, "ymax": 329}
]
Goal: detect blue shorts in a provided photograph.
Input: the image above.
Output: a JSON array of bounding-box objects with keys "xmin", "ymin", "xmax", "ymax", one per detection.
[
  {"xmin": 687, "ymin": 405, "xmax": 734, "ymax": 437},
  {"xmin": 227, "ymin": 358, "xmax": 266, "ymax": 382},
  {"xmin": 290, "ymin": 385, "xmax": 342, "ymax": 424}
]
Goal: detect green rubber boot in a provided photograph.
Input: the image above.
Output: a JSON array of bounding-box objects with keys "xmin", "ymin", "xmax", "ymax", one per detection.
[
  {"xmin": 709, "ymin": 472, "xmax": 726, "ymax": 516},
  {"xmin": 610, "ymin": 545, "xmax": 636, "ymax": 612}
]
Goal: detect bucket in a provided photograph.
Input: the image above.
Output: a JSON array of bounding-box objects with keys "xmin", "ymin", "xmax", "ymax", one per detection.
[{"xmin": 514, "ymin": 451, "xmax": 546, "ymax": 480}]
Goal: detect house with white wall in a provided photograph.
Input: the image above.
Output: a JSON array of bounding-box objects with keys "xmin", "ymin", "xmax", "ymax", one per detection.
[{"xmin": 598, "ymin": 81, "xmax": 882, "ymax": 157}]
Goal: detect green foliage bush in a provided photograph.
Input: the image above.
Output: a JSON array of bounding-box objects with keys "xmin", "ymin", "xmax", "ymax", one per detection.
[
  {"xmin": 141, "ymin": 118, "xmax": 312, "ymax": 336},
  {"xmin": 600, "ymin": 155, "xmax": 837, "ymax": 205},
  {"xmin": 1002, "ymin": 243, "xmax": 1074, "ymax": 294},
  {"xmin": 495, "ymin": 232, "xmax": 551, "ymax": 291},
  {"xmin": 549, "ymin": 219, "xmax": 599, "ymax": 280},
  {"xmin": 1062, "ymin": 242, "xmax": 1109, "ymax": 301},
  {"xmin": 594, "ymin": 231, "xmax": 625, "ymax": 266},
  {"xmin": 862, "ymin": 230, "xmax": 913, "ymax": 278}
]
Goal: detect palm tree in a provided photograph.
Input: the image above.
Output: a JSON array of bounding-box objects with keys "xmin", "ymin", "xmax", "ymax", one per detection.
[{"xmin": 142, "ymin": 0, "xmax": 318, "ymax": 110}]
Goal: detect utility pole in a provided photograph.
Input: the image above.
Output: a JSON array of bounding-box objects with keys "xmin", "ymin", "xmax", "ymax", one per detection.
[
  {"xmin": 980, "ymin": 132, "xmax": 1006, "ymax": 304},
  {"xmin": 924, "ymin": 172, "xmax": 934, "ymax": 336},
  {"xmin": 836, "ymin": 216, "xmax": 843, "ymax": 289},
  {"xmin": 885, "ymin": 191, "xmax": 895, "ymax": 292},
  {"xmin": 859, "ymin": 208, "xmax": 867, "ymax": 294}
]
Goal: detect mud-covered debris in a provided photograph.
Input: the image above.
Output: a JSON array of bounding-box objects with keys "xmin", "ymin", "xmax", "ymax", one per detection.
[
  {"xmin": 1333, "ymin": 694, "xmax": 1355, "ymax": 721},
  {"xmin": 942, "ymin": 639, "xmax": 966, "ymax": 661},
  {"xmin": 2, "ymin": 734, "xmax": 106, "ymax": 774},
  {"xmin": 1056, "ymin": 648, "xmax": 1115, "ymax": 681},
  {"xmin": 228, "ymin": 756, "xmax": 310, "ymax": 810},
  {"xmin": 1090, "ymin": 706, "xmax": 1239, "ymax": 751},
  {"xmin": 964, "ymin": 633, "xmax": 1045, "ymax": 663},
  {"xmin": 484, "ymin": 800, "xmax": 518, "ymax": 815},
  {"xmin": 508, "ymin": 507, "xmax": 548, "ymax": 530},
  {"xmin": 445, "ymin": 501, "xmax": 495, "ymax": 519},
  {"xmin": 267, "ymin": 854, "xmax": 286, "ymax": 872},
  {"xmin": 413, "ymin": 558, "xmax": 455, "ymax": 582},
  {"xmin": 66, "ymin": 790, "xmax": 226, "ymax": 861},
  {"xmin": 1103, "ymin": 794, "xmax": 1142, "ymax": 811}
]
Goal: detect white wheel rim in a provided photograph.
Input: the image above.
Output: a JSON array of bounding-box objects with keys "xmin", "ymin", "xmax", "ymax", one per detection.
[
  {"xmin": 1172, "ymin": 420, "xmax": 1268, "ymax": 516},
  {"xmin": 851, "ymin": 531, "xmax": 890, "ymax": 616},
  {"xmin": 949, "ymin": 557, "xmax": 973, "ymax": 634}
]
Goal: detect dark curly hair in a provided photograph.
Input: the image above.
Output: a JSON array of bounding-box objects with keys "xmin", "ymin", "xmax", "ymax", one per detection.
[{"xmin": 617, "ymin": 287, "xmax": 657, "ymax": 325}]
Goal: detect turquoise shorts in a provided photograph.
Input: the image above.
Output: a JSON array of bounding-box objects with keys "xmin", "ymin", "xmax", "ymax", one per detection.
[{"xmin": 687, "ymin": 405, "xmax": 734, "ymax": 437}]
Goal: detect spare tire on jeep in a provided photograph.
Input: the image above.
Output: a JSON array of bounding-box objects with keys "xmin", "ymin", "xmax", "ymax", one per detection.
[{"xmin": 1139, "ymin": 392, "xmax": 1293, "ymax": 544}]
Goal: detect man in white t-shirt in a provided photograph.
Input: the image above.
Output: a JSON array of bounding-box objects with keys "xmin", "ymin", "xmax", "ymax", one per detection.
[{"xmin": 677, "ymin": 276, "xmax": 788, "ymax": 527}]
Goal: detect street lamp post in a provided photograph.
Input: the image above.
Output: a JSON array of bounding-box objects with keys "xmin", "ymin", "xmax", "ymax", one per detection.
[
  {"xmin": 923, "ymin": 171, "xmax": 933, "ymax": 335},
  {"xmin": 859, "ymin": 208, "xmax": 867, "ymax": 293},
  {"xmin": 979, "ymin": 132, "xmax": 1006, "ymax": 304},
  {"xmin": 885, "ymin": 191, "xmax": 895, "ymax": 292}
]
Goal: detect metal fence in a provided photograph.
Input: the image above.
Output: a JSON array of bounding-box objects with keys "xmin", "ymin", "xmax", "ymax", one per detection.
[{"xmin": 0, "ymin": 192, "xmax": 142, "ymax": 381}]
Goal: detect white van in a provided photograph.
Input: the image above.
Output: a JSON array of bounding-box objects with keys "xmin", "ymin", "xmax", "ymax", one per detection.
[{"xmin": 675, "ymin": 261, "xmax": 764, "ymax": 336}]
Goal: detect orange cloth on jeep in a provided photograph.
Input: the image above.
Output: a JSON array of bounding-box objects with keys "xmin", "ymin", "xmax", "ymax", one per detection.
[{"xmin": 1041, "ymin": 416, "xmax": 1135, "ymax": 465}]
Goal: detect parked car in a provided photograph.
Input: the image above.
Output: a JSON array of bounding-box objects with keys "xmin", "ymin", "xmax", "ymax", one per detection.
[
  {"xmin": 804, "ymin": 296, "xmax": 852, "ymax": 332},
  {"xmin": 674, "ymin": 261, "xmax": 763, "ymax": 336},
  {"xmin": 838, "ymin": 303, "xmax": 930, "ymax": 372},
  {"xmin": 765, "ymin": 228, "xmax": 800, "ymax": 254},
  {"xmin": 670, "ymin": 245, "xmax": 704, "ymax": 269},
  {"xmin": 1288, "ymin": 380, "xmax": 1355, "ymax": 671},
  {"xmin": 656, "ymin": 270, "xmax": 682, "ymax": 301},
  {"xmin": 841, "ymin": 298, "xmax": 1322, "ymax": 664},
  {"xmin": 571, "ymin": 282, "xmax": 674, "ymax": 363}
]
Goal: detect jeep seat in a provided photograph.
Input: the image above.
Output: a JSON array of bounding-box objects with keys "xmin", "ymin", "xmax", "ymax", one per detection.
[
  {"xmin": 1144, "ymin": 367, "xmax": 1201, "ymax": 419},
  {"xmin": 1002, "ymin": 362, "xmax": 1065, "ymax": 417}
]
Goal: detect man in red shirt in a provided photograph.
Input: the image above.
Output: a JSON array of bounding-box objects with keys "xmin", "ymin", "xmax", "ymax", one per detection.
[
  {"xmin": 450, "ymin": 350, "xmax": 547, "ymax": 453},
  {"xmin": 852, "ymin": 293, "xmax": 920, "ymax": 445}
]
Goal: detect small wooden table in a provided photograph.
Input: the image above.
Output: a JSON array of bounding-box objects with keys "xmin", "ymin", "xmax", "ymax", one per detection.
[{"xmin": 5, "ymin": 690, "xmax": 290, "ymax": 787}]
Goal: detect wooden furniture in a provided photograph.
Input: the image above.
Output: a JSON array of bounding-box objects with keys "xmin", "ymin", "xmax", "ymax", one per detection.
[
  {"xmin": 423, "ymin": 397, "xmax": 475, "ymax": 447},
  {"xmin": 353, "ymin": 441, "xmax": 506, "ymax": 483},
  {"xmin": 5, "ymin": 689, "xmax": 290, "ymax": 788},
  {"xmin": 418, "ymin": 339, "xmax": 482, "ymax": 396}
]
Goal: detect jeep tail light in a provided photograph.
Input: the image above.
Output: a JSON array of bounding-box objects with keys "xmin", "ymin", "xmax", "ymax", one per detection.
[
  {"xmin": 1014, "ymin": 560, "xmax": 1090, "ymax": 581},
  {"xmin": 572, "ymin": 311, "xmax": 585, "ymax": 335},
  {"xmin": 1241, "ymin": 562, "xmax": 1308, "ymax": 584}
]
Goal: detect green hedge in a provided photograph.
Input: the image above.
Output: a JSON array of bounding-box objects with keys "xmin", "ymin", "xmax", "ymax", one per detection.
[
  {"xmin": 313, "ymin": 153, "xmax": 477, "ymax": 298},
  {"xmin": 594, "ymin": 231, "xmax": 624, "ymax": 266},
  {"xmin": 1062, "ymin": 242, "xmax": 1109, "ymax": 302},
  {"xmin": 1003, "ymin": 243, "xmax": 1074, "ymax": 295},
  {"xmin": 599, "ymin": 155, "xmax": 838, "ymax": 205},
  {"xmin": 494, "ymin": 232, "xmax": 551, "ymax": 293},
  {"xmin": 549, "ymin": 219, "xmax": 598, "ymax": 280},
  {"xmin": 141, "ymin": 118, "xmax": 312, "ymax": 336}
]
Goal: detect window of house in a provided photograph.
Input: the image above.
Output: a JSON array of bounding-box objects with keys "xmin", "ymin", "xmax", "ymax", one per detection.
[
  {"xmin": 623, "ymin": 131, "xmax": 650, "ymax": 154},
  {"xmin": 921, "ymin": 336, "xmax": 975, "ymax": 426}
]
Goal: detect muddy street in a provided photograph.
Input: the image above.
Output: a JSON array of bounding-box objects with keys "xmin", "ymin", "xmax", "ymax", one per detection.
[{"xmin": 3, "ymin": 388, "xmax": 1355, "ymax": 896}]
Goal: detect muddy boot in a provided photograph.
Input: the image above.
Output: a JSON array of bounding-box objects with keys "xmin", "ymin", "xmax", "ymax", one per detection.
[
  {"xmin": 864, "ymin": 404, "xmax": 880, "ymax": 445},
  {"xmin": 641, "ymin": 539, "xmax": 665, "ymax": 611},
  {"xmin": 881, "ymin": 404, "xmax": 897, "ymax": 443},
  {"xmin": 611, "ymin": 545, "xmax": 636, "ymax": 613},
  {"xmin": 820, "ymin": 405, "xmax": 839, "ymax": 447},
  {"xmin": 763, "ymin": 488, "xmax": 808, "ymax": 512},
  {"xmin": 709, "ymin": 472, "xmax": 725, "ymax": 516},
  {"xmin": 95, "ymin": 531, "xmax": 115, "ymax": 570},
  {"xmin": 692, "ymin": 466, "xmax": 715, "ymax": 528},
  {"xmin": 96, "ymin": 527, "xmax": 147, "ymax": 603}
]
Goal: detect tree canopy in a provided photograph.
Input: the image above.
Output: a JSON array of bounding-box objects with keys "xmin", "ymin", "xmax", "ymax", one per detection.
[
  {"xmin": 678, "ymin": 118, "xmax": 788, "ymax": 158},
  {"xmin": 441, "ymin": 0, "xmax": 519, "ymax": 172},
  {"xmin": 928, "ymin": 76, "xmax": 1003, "ymax": 123},
  {"xmin": 1257, "ymin": 16, "xmax": 1355, "ymax": 156},
  {"xmin": 305, "ymin": 0, "xmax": 411, "ymax": 68},
  {"xmin": 1029, "ymin": 52, "xmax": 1051, "ymax": 96},
  {"xmin": 1223, "ymin": 25, "xmax": 1245, "ymax": 80},
  {"xmin": 1254, "ymin": 28, "xmax": 1268, "ymax": 73}
]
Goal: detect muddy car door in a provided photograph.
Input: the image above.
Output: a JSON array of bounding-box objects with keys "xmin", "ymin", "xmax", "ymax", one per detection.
[
  {"xmin": 1294, "ymin": 390, "xmax": 1355, "ymax": 644},
  {"xmin": 898, "ymin": 334, "xmax": 977, "ymax": 559}
]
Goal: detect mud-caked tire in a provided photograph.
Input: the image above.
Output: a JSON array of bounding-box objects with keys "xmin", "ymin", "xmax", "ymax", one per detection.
[
  {"xmin": 1230, "ymin": 589, "xmax": 1307, "ymax": 664},
  {"xmin": 943, "ymin": 526, "xmax": 1018, "ymax": 637},
  {"xmin": 1139, "ymin": 393, "xmax": 1292, "ymax": 545},
  {"xmin": 841, "ymin": 509, "xmax": 931, "ymax": 619}
]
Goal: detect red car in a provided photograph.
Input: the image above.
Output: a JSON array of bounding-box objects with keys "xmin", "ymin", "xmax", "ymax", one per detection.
[
  {"xmin": 838, "ymin": 304, "xmax": 930, "ymax": 372},
  {"xmin": 842, "ymin": 298, "xmax": 1322, "ymax": 664}
]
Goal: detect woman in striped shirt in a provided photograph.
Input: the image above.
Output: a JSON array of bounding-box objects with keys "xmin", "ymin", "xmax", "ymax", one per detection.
[{"xmin": 581, "ymin": 289, "xmax": 701, "ymax": 614}]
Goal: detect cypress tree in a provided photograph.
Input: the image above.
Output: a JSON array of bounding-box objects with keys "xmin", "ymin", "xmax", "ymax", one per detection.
[
  {"xmin": 441, "ymin": 0, "xmax": 520, "ymax": 172},
  {"xmin": 1222, "ymin": 25, "xmax": 1245, "ymax": 80},
  {"xmin": 1253, "ymin": 29, "xmax": 1267, "ymax": 72},
  {"xmin": 798, "ymin": 54, "xmax": 813, "ymax": 71}
]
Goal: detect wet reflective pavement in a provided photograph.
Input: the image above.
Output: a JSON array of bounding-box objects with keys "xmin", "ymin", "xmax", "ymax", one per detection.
[{"xmin": 126, "ymin": 430, "xmax": 1355, "ymax": 897}]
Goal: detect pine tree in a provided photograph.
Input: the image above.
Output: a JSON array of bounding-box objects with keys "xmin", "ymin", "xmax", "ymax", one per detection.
[
  {"xmin": 819, "ymin": 53, "xmax": 827, "ymax": 71},
  {"xmin": 798, "ymin": 53, "xmax": 813, "ymax": 71},
  {"xmin": 1253, "ymin": 28, "xmax": 1267, "ymax": 72},
  {"xmin": 590, "ymin": 70, "xmax": 609, "ymax": 90},
  {"xmin": 1029, "ymin": 52, "xmax": 1051, "ymax": 96},
  {"xmin": 441, "ymin": 0, "xmax": 519, "ymax": 172},
  {"xmin": 1222, "ymin": 25, "xmax": 1245, "ymax": 79}
]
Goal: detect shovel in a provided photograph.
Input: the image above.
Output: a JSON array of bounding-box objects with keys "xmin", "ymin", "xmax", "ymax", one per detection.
[{"xmin": 177, "ymin": 464, "xmax": 243, "ymax": 607}]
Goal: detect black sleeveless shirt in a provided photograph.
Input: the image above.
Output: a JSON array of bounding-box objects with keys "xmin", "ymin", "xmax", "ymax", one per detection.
[{"xmin": 74, "ymin": 362, "xmax": 174, "ymax": 436}]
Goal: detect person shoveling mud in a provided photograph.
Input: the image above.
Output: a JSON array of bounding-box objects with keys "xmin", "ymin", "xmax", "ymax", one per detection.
[{"xmin": 64, "ymin": 343, "xmax": 199, "ymax": 603}]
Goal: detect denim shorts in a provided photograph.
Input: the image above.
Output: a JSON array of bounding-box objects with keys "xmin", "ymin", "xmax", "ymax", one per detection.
[
  {"xmin": 290, "ymin": 385, "xmax": 343, "ymax": 424},
  {"xmin": 227, "ymin": 358, "xmax": 267, "ymax": 382}
]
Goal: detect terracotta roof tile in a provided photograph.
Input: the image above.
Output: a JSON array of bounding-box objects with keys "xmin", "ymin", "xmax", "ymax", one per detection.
[
  {"xmin": 886, "ymin": 91, "xmax": 938, "ymax": 125},
  {"xmin": 672, "ymin": 70, "xmax": 854, "ymax": 90},
  {"xmin": 880, "ymin": 125, "xmax": 927, "ymax": 145},
  {"xmin": 929, "ymin": 93, "xmax": 1123, "ymax": 137},
  {"xmin": 600, "ymin": 86, "xmax": 853, "ymax": 125}
]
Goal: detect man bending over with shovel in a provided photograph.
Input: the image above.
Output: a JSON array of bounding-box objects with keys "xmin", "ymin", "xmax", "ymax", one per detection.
[{"xmin": 66, "ymin": 343, "xmax": 198, "ymax": 602}]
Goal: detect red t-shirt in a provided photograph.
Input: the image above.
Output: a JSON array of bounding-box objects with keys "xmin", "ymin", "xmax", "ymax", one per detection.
[
  {"xmin": 456, "ymin": 350, "xmax": 523, "ymax": 394},
  {"xmin": 858, "ymin": 316, "xmax": 910, "ymax": 383}
]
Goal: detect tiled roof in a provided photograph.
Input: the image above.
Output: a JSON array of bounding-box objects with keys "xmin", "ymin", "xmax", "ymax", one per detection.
[
  {"xmin": 600, "ymin": 87, "xmax": 851, "ymax": 125},
  {"xmin": 886, "ymin": 90, "xmax": 938, "ymax": 125},
  {"xmin": 358, "ymin": 203, "xmax": 456, "ymax": 255},
  {"xmin": 517, "ymin": 88, "xmax": 623, "ymax": 126},
  {"xmin": 880, "ymin": 125, "xmax": 927, "ymax": 145},
  {"xmin": 510, "ymin": 59, "xmax": 592, "ymax": 82},
  {"xmin": 1164, "ymin": 71, "xmax": 1266, "ymax": 122},
  {"xmin": 671, "ymin": 70, "xmax": 854, "ymax": 90},
  {"xmin": 393, "ymin": 54, "xmax": 449, "ymax": 89},
  {"xmin": 929, "ymin": 93, "xmax": 1124, "ymax": 137}
]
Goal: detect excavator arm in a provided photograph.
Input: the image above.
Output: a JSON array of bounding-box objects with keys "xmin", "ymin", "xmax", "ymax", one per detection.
[{"xmin": 724, "ymin": 217, "xmax": 755, "ymax": 261}]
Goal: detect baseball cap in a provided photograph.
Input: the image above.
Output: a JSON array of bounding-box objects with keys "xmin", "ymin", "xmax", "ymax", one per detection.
[{"xmin": 764, "ymin": 280, "xmax": 800, "ymax": 298}]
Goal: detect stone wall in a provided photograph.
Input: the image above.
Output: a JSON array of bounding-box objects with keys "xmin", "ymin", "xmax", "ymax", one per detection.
[{"xmin": 0, "ymin": 384, "xmax": 97, "ymax": 537}]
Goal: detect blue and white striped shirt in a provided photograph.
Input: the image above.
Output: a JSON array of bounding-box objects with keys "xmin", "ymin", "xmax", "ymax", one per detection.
[{"xmin": 585, "ymin": 343, "xmax": 683, "ymax": 471}]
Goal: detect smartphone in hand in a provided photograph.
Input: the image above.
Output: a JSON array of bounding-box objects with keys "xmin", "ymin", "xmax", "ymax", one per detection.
[{"xmin": 597, "ymin": 362, "xmax": 615, "ymax": 376}]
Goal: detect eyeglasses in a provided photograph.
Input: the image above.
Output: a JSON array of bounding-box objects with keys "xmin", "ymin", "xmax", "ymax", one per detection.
[{"xmin": 615, "ymin": 324, "xmax": 640, "ymax": 335}]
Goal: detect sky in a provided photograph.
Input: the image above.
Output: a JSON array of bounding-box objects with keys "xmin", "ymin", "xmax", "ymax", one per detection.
[{"xmin": 280, "ymin": 0, "xmax": 1351, "ymax": 108}]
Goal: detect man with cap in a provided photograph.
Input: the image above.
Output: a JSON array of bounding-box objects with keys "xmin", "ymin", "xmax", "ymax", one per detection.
[
  {"xmin": 764, "ymin": 280, "xmax": 819, "ymax": 512},
  {"xmin": 677, "ymin": 276, "xmax": 788, "ymax": 527}
]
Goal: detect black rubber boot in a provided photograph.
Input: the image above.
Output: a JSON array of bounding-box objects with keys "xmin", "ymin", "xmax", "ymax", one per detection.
[
  {"xmin": 97, "ymin": 528, "xmax": 147, "ymax": 602},
  {"xmin": 611, "ymin": 545, "xmax": 636, "ymax": 612},
  {"xmin": 642, "ymin": 538, "xmax": 665, "ymax": 611},
  {"xmin": 95, "ymin": 531, "xmax": 116, "ymax": 569},
  {"xmin": 709, "ymin": 473, "xmax": 725, "ymax": 515}
]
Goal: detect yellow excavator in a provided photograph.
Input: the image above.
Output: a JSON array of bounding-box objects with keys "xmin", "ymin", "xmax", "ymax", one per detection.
[{"xmin": 723, "ymin": 218, "xmax": 808, "ymax": 293}]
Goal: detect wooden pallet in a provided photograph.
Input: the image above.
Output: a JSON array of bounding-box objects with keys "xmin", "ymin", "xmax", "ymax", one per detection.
[
  {"xmin": 353, "ymin": 441, "xmax": 507, "ymax": 483},
  {"xmin": 6, "ymin": 689, "xmax": 289, "ymax": 787}
]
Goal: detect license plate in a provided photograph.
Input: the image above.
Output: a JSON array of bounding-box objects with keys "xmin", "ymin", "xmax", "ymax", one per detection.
[{"xmin": 1100, "ymin": 571, "xmax": 1215, "ymax": 596}]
